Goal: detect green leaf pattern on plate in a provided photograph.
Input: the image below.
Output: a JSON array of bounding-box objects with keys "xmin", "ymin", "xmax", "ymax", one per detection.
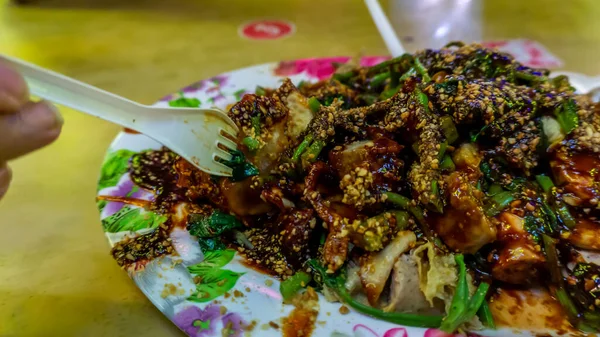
[
  {"xmin": 102, "ymin": 206, "xmax": 167, "ymax": 233},
  {"xmin": 97, "ymin": 149, "xmax": 137, "ymax": 191},
  {"xmin": 187, "ymin": 250, "xmax": 243, "ymax": 303}
]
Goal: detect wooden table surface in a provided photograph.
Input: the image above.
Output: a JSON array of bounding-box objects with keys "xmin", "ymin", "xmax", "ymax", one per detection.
[{"xmin": 0, "ymin": 0, "xmax": 599, "ymax": 336}]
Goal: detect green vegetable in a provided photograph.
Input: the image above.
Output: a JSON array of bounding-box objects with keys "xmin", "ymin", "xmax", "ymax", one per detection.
[
  {"xmin": 556, "ymin": 203, "xmax": 576, "ymax": 229},
  {"xmin": 429, "ymin": 180, "xmax": 443, "ymax": 213},
  {"xmin": 255, "ymin": 86, "xmax": 267, "ymax": 96},
  {"xmin": 393, "ymin": 210, "xmax": 411, "ymax": 229},
  {"xmin": 399, "ymin": 68, "xmax": 416, "ymax": 82},
  {"xmin": 221, "ymin": 149, "xmax": 260, "ymax": 181},
  {"xmin": 440, "ymin": 115, "xmax": 459, "ymax": 144},
  {"xmin": 536, "ymin": 175, "xmax": 554, "ymax": 194},
  {"xmin": 414, "ymin": 57, "xmax": 431, "ymax": 82},
  {"xmin": 554, "ymin": 99, "xmax": 579, "ymax": 135},
  {"xmin": 308, "ymin": 97, "xmax": 321, "ymax": 113},
  {"xmin": 188, "ymin": 210, "xmax": 243, "ymax": 238},
  {"xmin": 487, "ymin": 184, "xmax": 504, "ymax": 196},
  {"xmin": 368, "ymin": 54, "xmax": 413, "ymax": 74},
  {"xmin": 242, "ymin": 137, "xmax": 260, "ymax": 152},
  {"xmin": 415, "ymin": 87, "xmax": 430, "ymax": 114},
  {"xmin": 280, "ymin": 271, "xmax": 312, "ymax": 302},
  {"xmin": 438, "ymin": 141, "xmax": 448, "ymax": 160},
  {"xmin": 484, "ymin": 191, "xmax": 515, "ymax": 217},
  {"xmin": 333, "ymin": 71, "xmax": 354, "ymax": 83},
  {"xmin": 292, "ymin": 135, "xmax": 314, "ymax": 162},
  {"xmin": 536, "ymin": 175, "xmax": 576, "ymax": 229},
  {"xmin": 441, "ymin": 255, "xmax": 491, "ymax": 332},
  {"xmin": 358, "ymin": 94, "xmax": 378, "ymax": 105},
  {"xmin": 477, "ymin": 301, "xmax": 496, "ymax": 329},
  {"xmin": 301, "ymin": 139, "xmax": 326, "ymax": 165},
  {"xmin": 197, "ymin": 237, "xmax": 226, "ymax": 252},
  {"xmin": 444, "ymin": 41, "xmax": 465, "ymax": 48},
  {"xmin": 440, "ymin": 155, "xmax": 456, "ymax": 172},
  {"xmin": 440, "ymin": 254, "xmax": 470, "ymax": 332},
  {"xmin": 168, "ymin": 93, "xmax": 201, "ymax": 107},
  {"xmin": 380, "ymin": 86, "xmax": 400, "ymax": 100},
  {"xmin": 308, "ymin": 260, "xmax": 444, "ymax": 328},
  {"xmin": 540, "ymin": 234, "xmax": 598, "ymax": 330},
  {"xmin": 383, "ymin": 192, "xmax": 440, "ymax": 246},
  {"xmin": 370, "ymin": 71, "xmax": 390, "ymax": 87},
  {"xmin": 515, "ymin": 71, "xmax": 546, "ymax": 84}
]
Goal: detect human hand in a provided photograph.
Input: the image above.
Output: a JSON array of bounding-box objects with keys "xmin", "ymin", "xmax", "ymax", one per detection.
[{"xmin": 0, "ymin": 62, "xmax": 63, "ymax": 200}]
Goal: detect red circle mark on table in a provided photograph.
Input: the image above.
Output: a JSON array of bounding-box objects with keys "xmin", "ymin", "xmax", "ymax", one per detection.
[{"xmin": 239, "ymin": 20, "xmax": 295, "ymax": 40}]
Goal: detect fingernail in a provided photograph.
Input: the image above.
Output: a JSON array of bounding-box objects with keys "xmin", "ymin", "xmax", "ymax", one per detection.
[
  {"xmin": 22, "ymin": 101, "xmax": 63, "ymax": 130},
  {"xmin": 0, "ymin": 90, "xmax": 23, "ymax": 112},
  {"xmin": 46, "ymin": 101, "xmax": 64, "ymax": 127}
]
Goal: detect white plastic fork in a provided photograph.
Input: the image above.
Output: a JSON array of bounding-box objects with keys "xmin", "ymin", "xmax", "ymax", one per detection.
[{"xmin": 0, "ymin": 55, "xmax": 239, "ymax": 177}]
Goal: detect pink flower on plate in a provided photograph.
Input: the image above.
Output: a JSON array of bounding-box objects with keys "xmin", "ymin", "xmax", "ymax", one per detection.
[
  {"xmin": 360, "ymin": 56, "xmax": 391, "ymax": 67},
  {"xmin": 173, "ymin": 305, "xmax": 247, "ymax": 337},
  {"xmin": 273, "ymin": 56, "xmax": 390, "ymax": 81},
  {"xmin": 424, "ymin": 329, "xmax": 485, "ymax": 337},
  {"xmin": 352, "ymin": 324, "xmax": 407, "ymax": 337}
]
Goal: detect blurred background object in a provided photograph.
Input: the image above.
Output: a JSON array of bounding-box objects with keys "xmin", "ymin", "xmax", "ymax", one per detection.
[{"xmin": 1, "ymin": 0, "xmax": 599, "ymax": 336}]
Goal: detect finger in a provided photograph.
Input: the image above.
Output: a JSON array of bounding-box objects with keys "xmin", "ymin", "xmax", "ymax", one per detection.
[
  {"xmin": 0, "ymin": 61, "xmax": 29, "ymax": 113},
  {"xmin": 0, "ymin": 164, "xmax": 12, "ymax": 200},
  {"xmin": 0, "ymin": 100, "xmax": 63, "ymax": 162}
]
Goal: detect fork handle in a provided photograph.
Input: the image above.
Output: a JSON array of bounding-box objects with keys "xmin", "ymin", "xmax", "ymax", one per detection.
[{"xmin": 0, "ymin": 54, "xmax": 146, "ymax": 131}]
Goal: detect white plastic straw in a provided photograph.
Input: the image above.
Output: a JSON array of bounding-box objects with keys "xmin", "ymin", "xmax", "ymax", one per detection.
[{"xmin": 364, "ymin": 0, "xmax": 406, "ymax": 56}]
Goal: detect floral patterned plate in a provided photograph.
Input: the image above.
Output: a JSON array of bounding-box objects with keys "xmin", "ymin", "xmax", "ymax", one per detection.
[{"xmin": 97, "ymin": 57, "xmax": 552, "ymax": 337}]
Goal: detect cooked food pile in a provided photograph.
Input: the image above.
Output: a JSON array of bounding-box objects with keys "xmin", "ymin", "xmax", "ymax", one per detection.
[{"xmin": 113, "ymin": 43, "xmax": 600, "ymax": 333}]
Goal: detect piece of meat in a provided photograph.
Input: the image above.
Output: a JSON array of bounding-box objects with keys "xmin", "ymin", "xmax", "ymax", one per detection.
[
  {"xmin": 491, "ymin": 212, "xmax": 546, "ymax": 285},
  {"xmin": 568, "ymin": 217, "xmax": 600, "ymax": 250},
  {"xmin": 219, "ymin": 178, "xmax": 272, "ymax": 216},
  {"xmin": 277, "ymin": 208, "xmax": 317, "ymax": 266},
  {"xmin": 358, "ymin": 231, "xmax": 416, "ymax": 306},
  {"xmin": 304, "ymin": 162, "xmax": 349, "ymax": 272},
  {"xmin": 383, "ymin": 254, "xmax": 435, "ymax": 314},
  {"xmin": 433, "ymin": 171, "xmax": 497, "ymax": 253},
  {"xmin": 551, "ymin": 150, "xmax": 600, "ymax": 208}
]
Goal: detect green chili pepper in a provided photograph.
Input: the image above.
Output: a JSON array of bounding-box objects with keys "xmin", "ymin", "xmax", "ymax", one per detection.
[
  {"xmin": 554, "ymin": 99, "xmax": 579, "ymax": 135},
  {"xmin": 440, "ymin": 155, "xmax": 456, "ymax": 172},
  {"xmin": 399, "ymin": 68, "xmax": 416, "ymax": 82},
  {"xmin": 414, "ymin": 57, "xmax": 432, "ymax": 82},
  {"xmin": 383, "ymin": 192, "xmax": 439, "ymax": 246},
  {"xmin": 415, "ymin": 87, "xmax": 430, "ymax": 114},
  {"xmin": 438, "ymin": 141, "xmax": 448, "ymax": 160},
  {"xmin": 368, "ymin": 54, "xmax": 414, "ymax": 74},
  {"xmin": 444, "ymin": 41, "xmax": 465, "ymax": 48},
  {"xmin": 333, "ymin": 71, "xmax": 354, "ymax": 83},
  {"xmin": 440, "ymin": 254, "xmax": 469, "ymax": 332},
  {"xmin": 280, "ymin": 271, "xmax": 312, "ymax": 302},
  {"xmin": 301, "ymin": 139, "xmax": 326, "ymax": 165},
  {"xmin": 370, "ymin": 71, "xmax": 390, "ymax": 87},
  {"xmin": 429, "ymin": 180, "xmax": 443, "ymax": 213},
  {"xmin": 477, "ymin": 301, "xmax": 496, "ymax": 329},
  {"xmin": 242, "ymin": 137, "xmax": 260, "ymax": 152},
  {"xmin": 536, "ymin": 175, "xmax": 554, "ymax": 194},
  {"xmin": 292, "ymin": 135, "xmax": 314, "ymax": 161},
  {"xmin": 487, "ymin": 184, "xmax": 504, "ymax": 196},
  {"xmin": 484, "ymin": 191, "xmax": 515, "ymax": 217},
  {"xmin": 308, "ymin": 97, "xmax": 321, "ymax": 113},
  {"xmin": 380, "ymin": 86, "xmax": 400, "ymax": 100},
  {"xmin": 440, "ymin": 115, "xmax": 459, "ymax": 144},
  {"xmin": 441, "ymin": 255, "xmax": 491, "ymax": 332},
  {"xmin": 308, "ymin": 260, "xmax": 444, "ymax": 328}
]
